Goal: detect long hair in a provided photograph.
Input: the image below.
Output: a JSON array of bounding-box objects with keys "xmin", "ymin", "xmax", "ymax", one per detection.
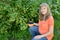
[{"xmin": 39, "ymin": 3, "xmax": 52, "ymax": 21}]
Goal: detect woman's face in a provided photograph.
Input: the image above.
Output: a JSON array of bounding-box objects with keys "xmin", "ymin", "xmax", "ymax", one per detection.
[{"xmin": 40, "ymin": 6, "xmax": 47, "ymax": 15}]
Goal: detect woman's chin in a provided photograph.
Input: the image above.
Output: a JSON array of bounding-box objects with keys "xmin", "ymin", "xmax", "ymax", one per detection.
[{"xmin": 42, "ymin": 13, "xmax": 45, "ymax": 15}]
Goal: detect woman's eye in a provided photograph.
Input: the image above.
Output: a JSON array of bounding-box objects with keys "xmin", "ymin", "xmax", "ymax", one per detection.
[{"xmin": 43, "ymin": 8, "xmax": 45, "ymax": 9}]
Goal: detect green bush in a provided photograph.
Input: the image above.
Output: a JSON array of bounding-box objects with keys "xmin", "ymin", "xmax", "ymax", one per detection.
[{"xmin": 0, "ymin": 0, "xmax": 60, "ymax": 40}]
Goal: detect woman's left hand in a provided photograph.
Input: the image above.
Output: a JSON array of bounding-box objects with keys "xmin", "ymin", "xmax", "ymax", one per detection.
[{"xmin": 34, "ymin": 35, "xmax": 44, "ymax": 39}]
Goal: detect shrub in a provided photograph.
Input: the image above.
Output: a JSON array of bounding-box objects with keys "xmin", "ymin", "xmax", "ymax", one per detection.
[{"xmin": 0, "ymin": 0, "xmax": 60, "ymax": 40}]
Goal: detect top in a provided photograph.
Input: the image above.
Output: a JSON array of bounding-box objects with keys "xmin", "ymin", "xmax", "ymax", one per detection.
[{"xmin": 38, "ymin": 16, "xmax": 54, "ymax": 40}]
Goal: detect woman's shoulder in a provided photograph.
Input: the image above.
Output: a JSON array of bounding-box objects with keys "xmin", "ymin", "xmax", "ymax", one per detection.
[
  {"xmin": 48, "ymin": 16, "xmax": 54, "ymax": 21},
  {"xmin": 48, "ymin": 16, "xmax": 54, "ymax": 19}
]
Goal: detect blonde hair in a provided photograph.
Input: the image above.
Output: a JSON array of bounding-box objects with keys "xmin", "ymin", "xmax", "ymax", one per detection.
[{"xmin": 39, "ymin": 3, "xmax": 52, "ymax": 21}]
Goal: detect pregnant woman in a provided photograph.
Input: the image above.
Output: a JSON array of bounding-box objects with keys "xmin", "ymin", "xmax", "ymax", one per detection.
[{"xmin": 28, "ymin": 3, "xmax": 54, "ymax": 40}]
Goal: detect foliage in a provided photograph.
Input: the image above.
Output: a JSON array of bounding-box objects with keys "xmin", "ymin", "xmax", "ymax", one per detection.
[{"xmin": 0, "ymin": 0, "xmax": 60, "ymax": 40}]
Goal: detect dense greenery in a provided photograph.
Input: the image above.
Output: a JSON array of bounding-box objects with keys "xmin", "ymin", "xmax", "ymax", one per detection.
[{"xmin": 0, "ymin": 0, "xmax": 60, "ymax": 40}]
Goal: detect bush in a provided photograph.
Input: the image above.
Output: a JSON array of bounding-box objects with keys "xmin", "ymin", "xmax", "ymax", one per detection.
[{"xmin": 0, "ymin": 0, "xmax": 60, "ymax": 40}]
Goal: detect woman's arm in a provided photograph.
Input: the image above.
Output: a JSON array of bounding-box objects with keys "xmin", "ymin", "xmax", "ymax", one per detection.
[
  {"xmin": 34, "ymin": 26, "xmax": 54, "ymax": 38},
  {"xmin": 34, "ymin": 23, "xmax": 38, "ymax": 26},
  {"xmin": 41, "ymin": 26, "xmax": 54, "ymax": 37}
]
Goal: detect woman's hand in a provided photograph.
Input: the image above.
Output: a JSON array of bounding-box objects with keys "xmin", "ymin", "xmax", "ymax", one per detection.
[
  {"xmin": 34, "ymin": 23, "xmax": 38, "ymax": 26},
  {"xmin": 34, "ymin": 35, "xmax": 44, "ymax": 39}
]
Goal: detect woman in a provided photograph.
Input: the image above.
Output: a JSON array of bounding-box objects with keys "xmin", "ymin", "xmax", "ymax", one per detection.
[{"xmin": 29, "ymin": 3, "xmax": 54, "ymax": 40}]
